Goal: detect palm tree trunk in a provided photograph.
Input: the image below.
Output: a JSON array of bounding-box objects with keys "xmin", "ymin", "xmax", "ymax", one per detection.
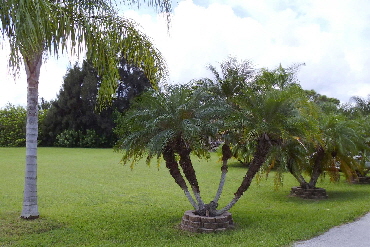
[
  {"xmin": 213, "ymin": 144, "xmax": 232, "ymax": 204},
  {"xmin": 163, "ymin": 146, "xmax": 198, "ymax": 209},
  {"xmin": 177, "ymin": 147, "xmax": 204, "ymax": 209},
  {"xmin": 286, "ymin": 158, "xmax": 310, "ymax": 189},
  {"xmin": 21, "ymin": 52, "xmax": 43, "ymax": 219},
  {"xmin": 309, "ymin": 146, "xmax": 325, "ymax": 188},
  {"xmin": 217, "ymin": 134, "xmax": 271, "ymax": 215}
]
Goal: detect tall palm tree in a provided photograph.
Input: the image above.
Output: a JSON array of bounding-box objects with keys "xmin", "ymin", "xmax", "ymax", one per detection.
[
  {"xmin": 0, "ymin": 0, "xmax": 169, "ymax": 219},
  {"xmin": 115, "ymin": 84, "xmax": 232, "ymax": 215}
]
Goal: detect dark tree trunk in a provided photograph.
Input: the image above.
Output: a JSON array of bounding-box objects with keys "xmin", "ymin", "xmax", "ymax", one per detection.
[
  {"xmin": 177, "ymin": 143, "xmax": 204, "ymax": 210},
  {"xmin": 178, "ymin": 147, "xmax": 200, "ymax": 193},
  {"xmin": 234, "ymin": 134, "xmax": 271, "ymax": 198},
  {"xmin": 309, "ymin": 146, "xmax": 325, "ymax": 188},
  {"xmin": 163, "ymin": 145, "xmax": 198, "ymax": 209},
  {"xmin": 163, "ymin": 146, "xmax": 188, "ymax": 190},
  {"xmin": 222, "ymin": 143, "xmax": 233, "ymax": 162}
]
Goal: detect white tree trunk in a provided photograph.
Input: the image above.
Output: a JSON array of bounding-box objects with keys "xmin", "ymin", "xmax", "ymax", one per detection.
[
  {"xmin": 212, "ymin": 160, "xmax": 228, "ymax": 204},
  {"xmin": 216, "ymin": 198, "xmax": 238, "ymax": 216},
  {"xmin": 184, "ymin": 189, "xmax": 198, "ymax": 210},
  {"xmin": 194, "ymin": 191, "xmax": 204, "ymax": 209},
  {"xmin": 21, "ymin": 52, "xmax": 42, "ymax": 219}
]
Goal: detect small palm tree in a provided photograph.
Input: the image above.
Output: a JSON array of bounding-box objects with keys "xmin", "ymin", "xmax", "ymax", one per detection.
[
  {"xmin": 289, "ymin": 113, "xmax": 369, "ymax": 189},
  {"xmin": 115, "ymin": 84, "xmax": 232, "ymax": 215},
  {"xmin": 217, "ymin": 81, "xmax": 315, "ymax": 214}
]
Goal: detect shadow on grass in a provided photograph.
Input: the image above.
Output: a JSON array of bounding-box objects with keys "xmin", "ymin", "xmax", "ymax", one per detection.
[
  {"xmin": 0, "ymin": 212, "xmax": 64, "ymax": 237},
  {"xmin": 228, "ymin": 161, "xmax": 248, "ymax": 169},
  {"xmin": 274, "ymin": 189, "xmax": 369, "ymax": 204},
  {"xmin": 325, "ymin": 190, "xmax": 369, "ymax": 201}
]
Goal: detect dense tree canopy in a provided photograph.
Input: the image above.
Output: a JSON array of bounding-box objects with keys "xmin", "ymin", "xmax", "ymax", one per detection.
[{"xmin": 41, "ymin": 58, "xmax": 151, "ymax": 147}]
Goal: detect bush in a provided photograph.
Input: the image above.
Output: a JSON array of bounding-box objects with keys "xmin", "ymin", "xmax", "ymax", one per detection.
[
  {"xmin": 80, "ymin": 129, "xmax": 103, "ymax": 148},
  {"xmin": 55, "ymin": 129, "xmax": 107, "ymax": 148},
  {"xmin": 0, "ymin": 104, "xmax": 26, "ymax": 147},
  {"xmin": 55, "ymin": 130, "xmax": 81, "ymax": 147}
]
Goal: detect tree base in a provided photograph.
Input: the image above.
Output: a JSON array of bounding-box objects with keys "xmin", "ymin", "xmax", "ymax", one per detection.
[
  {"xmin": 352, "ymin": 176, "xmax": 370, "ymax": 184},
  {"xmin": 20, "ymin": 215, "xmax": 40, "ymax": 220},
  {"xmin": 290, "ymin": 186, "xmax": 328, "ymax": 199},
  {"xmin": 180, "ymin": 210, "xmax": 235, "ymax": 233}
]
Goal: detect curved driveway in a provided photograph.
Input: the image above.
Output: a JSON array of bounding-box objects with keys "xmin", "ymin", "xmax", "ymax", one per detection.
[{"xmin": 293, "ymin": 212, "xmax": 370, "ymax": 247}]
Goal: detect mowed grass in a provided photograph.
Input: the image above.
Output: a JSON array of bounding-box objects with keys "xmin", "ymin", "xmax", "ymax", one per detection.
[{"xmin": 1, "ymin": 148, "xmax": 370, "ymax": 247}]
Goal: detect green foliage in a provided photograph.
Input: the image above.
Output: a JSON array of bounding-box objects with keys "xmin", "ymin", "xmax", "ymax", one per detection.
[
  {"xmin": 341, "ymin": 95, "xmax": 370, "ymax": 138},
  {"xmin": 41, "ymin": 59, "xmax": 152, "ymax": 147},
  {"xmin": 55, "ymin": 130, "xmax": 81, "ymax": 148},
  {"xmin": 273, "ymin": 98, "xmax": 369, "ymax": 188},
  {"xmin": 115, "ymin": 84, "xmax": 231, "ymax": 167},
  {"xmin": 80, "ymin": 129, "xmax": 104, "ymax": 148},
  {"xmin": 55, "ymin": 129, "xmax": 107, "ymax": 148},
  {"xmin": 0, "ymin": 103, "xmax": 50, "ymax": 147},
  {"xmin": 199, "ymin": 56, "xmax": 255, "ymax": 100},
  {"xmin": 222, "ymin": 63, "xmax": 316, "ymax": 161},
  {"xmin": 316, "ymin": 113, "xmax": 368, "ymax": 178},
  {"xmin": 305, "ymin": 89, "xmax": 341, "ymax": 112},
  {"xmin": 1, "ymin": 1, "xmax": 168, "ymax": 106},
  {"xmin": 0, "ymin": 104, "xmax": 26, "ymax": 147}
]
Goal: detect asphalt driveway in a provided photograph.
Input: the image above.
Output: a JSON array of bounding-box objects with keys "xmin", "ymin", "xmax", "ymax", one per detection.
[{"xmin": 293, "ymin": 212, "xmax": 370, "ymax": 247}]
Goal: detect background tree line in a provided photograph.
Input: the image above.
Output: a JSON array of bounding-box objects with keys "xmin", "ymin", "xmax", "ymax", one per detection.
[
  {"xmin": 0, "ymin": 57, "xmax": 151, "ymax": 148},
  {"xmin": 1, "ymin": 59, "xmax": 369, "ymax": 149}
]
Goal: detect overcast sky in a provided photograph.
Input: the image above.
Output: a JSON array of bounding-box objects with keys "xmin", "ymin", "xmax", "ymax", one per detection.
[{"xmin": 1, "ymin": 0, "xmax": 370, "ymax": 107}]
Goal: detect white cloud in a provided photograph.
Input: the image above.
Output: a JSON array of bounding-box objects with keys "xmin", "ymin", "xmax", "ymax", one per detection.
[
  {"xmin": 1, "ymin": 0, "xmax": 370, "ymax": 107},
  {"xmin": 131, "ymin": 0, "xmax": 370, "ymax": 102}
]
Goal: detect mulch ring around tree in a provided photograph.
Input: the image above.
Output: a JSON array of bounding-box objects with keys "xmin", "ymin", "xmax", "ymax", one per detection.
[
  {"xmin": 180, "ymin": 210, "xmax": 235, "ymax": 233},
  {"xmin": 289, "ymin": 186, "xmax": 328, "ymax": 199}
]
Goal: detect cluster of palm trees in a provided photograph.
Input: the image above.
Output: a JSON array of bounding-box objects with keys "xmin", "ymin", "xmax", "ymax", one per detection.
[{"xmin": 115, "ymin": 58, "xmax": 370, "ymax": 217}]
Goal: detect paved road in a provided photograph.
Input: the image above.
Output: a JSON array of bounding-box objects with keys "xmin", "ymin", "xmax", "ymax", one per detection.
[{"xmin": 293, "ymin": 212, "xmax": 370, "ymax": 247}]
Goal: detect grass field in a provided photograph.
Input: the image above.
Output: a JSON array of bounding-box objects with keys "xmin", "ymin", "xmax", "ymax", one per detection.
[{"xmin": 1, "ymin": 147, "xmax": 370, "ymax": 246}]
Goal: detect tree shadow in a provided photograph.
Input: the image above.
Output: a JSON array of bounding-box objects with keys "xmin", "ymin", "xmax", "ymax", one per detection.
[
  {"xmin": 0, "ymin": 211, "xmax": 64, "ymax": 237},
  {"xmin": 326, "ymin": 190, "xmax": 369, "ymax": 201},
  {"xmin": 228, "ymin": 161, "xmax": 248, "ymax": 169},
  {"xmin": 283, "ymin": 189, "xmax": 368, "ymax": 203}
]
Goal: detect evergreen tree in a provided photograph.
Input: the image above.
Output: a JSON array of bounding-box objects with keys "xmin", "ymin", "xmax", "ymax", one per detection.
[{"xmin": 41, "ymin": 59, "xmax": 151, "ymax": 147}]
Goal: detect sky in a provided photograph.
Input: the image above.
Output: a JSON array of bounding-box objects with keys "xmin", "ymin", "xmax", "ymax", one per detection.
[{"xmin": 1, "ymin": 0, "xmax": 370, "ymax": 107}]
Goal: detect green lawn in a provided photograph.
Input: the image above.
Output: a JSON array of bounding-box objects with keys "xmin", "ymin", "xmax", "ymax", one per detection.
[{"xmin": 1, "ymin": 147, "xmax": 370, "ymax": 246}]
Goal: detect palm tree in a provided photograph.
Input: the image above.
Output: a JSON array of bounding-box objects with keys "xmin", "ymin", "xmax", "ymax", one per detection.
[
  {"xmin": 217, "ymin": 81, "xmax": 315, "ymax": 214},
  {"xmin": 0, "ymin": 0, "xmax": 169, "ymax": 219},
  {"xmin": 114, "ymin": 84, "xmax": 232, "ymax": 215},
  {"xmin": 115, "ymin": 63, "xmax": 316, "ymax": 217},
  {"xmin": 288, "ymin": 112, "xmax": 369, "ymax": 190}
]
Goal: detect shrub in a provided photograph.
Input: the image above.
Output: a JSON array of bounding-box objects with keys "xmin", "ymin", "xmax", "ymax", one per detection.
[
  {"xmin": 0, "ymin": 104, "xmax": 26, "ymax": 147},
  {"xmin": 55, "ymin": 130, "xmax": 81, "ymax": 147},
  {"xmin": 55, "ymin": 129, "xmax": 107, "ymax": 148}
]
